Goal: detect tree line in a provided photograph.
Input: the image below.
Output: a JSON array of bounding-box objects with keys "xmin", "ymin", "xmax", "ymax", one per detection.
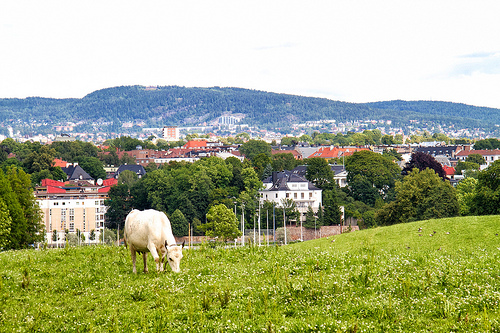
[{"xmin": 2, "ymin": 135, "xmax": 500, "ymax": 249}]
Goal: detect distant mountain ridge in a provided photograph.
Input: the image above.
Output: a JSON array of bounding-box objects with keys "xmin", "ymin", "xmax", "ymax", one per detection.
[{"xmin": 0, "ymin": 85, "xmax": 498, "ymax": 135}]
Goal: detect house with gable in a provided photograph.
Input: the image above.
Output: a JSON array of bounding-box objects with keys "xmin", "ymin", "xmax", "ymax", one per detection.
[
  {"xmin": 61, "ymin": 164, "xmax": 94, "ymax": 182},
  {"xmin": 456, "ymin": 149, "xmax": 500, "ymax": 169},
  {"xmin": 259, "ymin": 171, "xmax": 322, "ymax": 222},
  {"xmin": 114, "ymin": 164, "xmax": 147, "ymax": 179}
]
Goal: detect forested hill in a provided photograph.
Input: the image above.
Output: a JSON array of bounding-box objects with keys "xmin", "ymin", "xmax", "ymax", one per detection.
[{"xmin": 0, "ymin": 85, "xmax": 499, "ymax": 133}]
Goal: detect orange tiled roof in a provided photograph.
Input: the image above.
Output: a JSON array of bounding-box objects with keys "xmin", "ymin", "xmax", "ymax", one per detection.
[
  {"xmin": 308, "ymin": 147, "xmax": 369, "ymax": 159},
  {"xmin": 53, "ymin": 158, "xmax": 68, "ymax": 168}
]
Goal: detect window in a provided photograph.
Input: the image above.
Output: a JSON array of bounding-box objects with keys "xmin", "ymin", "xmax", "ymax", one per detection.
[
  {"xmin": 61, "ymin": 209, "xmax": 67, "ymax": 229},
  {"xmin": 286, "ymin": 193, "xmax": 289, "ymax": 198},
  {"xmin": 69, "ymin": 209, "xmax": 75, "ymax": 232},
  {"xmin": 294, "ymin": 193, "xmax": 297, "ymax": 199},
  {"xmin": 301, "ymin": 193, "xmax": 305, "ymax": 199}
]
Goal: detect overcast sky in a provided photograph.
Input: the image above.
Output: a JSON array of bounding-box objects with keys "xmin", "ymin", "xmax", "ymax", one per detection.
[{"xmin": 1, "ymin": 1, "xmax": 500, "ymax": 108}]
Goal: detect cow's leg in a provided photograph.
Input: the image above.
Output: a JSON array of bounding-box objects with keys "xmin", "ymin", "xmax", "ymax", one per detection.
[
  {"xmin": 147, "ymin": 242, "xmax": 161, "ymax": 272},
  {"xmin": 158, "ymin": 247, "xmax": 165, "ymax": 272},
  {"xmin": 142, "ymin": 252, "xmax": 148, "ymax": 273},
  {"xmin": 130, "ymin": 247, "xmax": 137, "ymax": 274}
]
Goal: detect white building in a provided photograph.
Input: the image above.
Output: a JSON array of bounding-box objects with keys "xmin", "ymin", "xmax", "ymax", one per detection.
[
  {"xmin": 162, "ymin": 126, "xmax": 180, "ymax": 141},
  {"xmin": 35, "ymin": 178, "xmax": 115, "ymax": 245},
  {"xmin": 259, "ymin": 171, "xmax": 322, "ymax": 222}
]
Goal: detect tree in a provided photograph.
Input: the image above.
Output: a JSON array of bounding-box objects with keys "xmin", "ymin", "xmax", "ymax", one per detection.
[
  {"xmin": 303, "ymin": 206, "xmax": 316, "ymax": 229},
  {"xmin": 0, "ymin": 199, "xmax": 12, "ymax": 250},
  {"xmin": 454, "ymin": 161, "xmax": 479, "ymax": 176},
  {"xmin": 4, "ymin": 167, "xmax": 44, "ymax": 248},
  {"xmin": 170, "ymin": 209, "xmax": 189, "ymax": 237},
  {"xmin": 239, "ymin": 140, "xmax": 272, "ymax": 161},
  {"xmin": 469, "ymin": 160, "xmax": 500, "ymax": 215},
  {"xmin": 76, "ymin": 156, "xmax": 106, "ymax": 180},
  {"xmin": 456, "ymin": 177, "xmax": 478, "ymax": 216},
  {"xmin": 104, "ymin": 183, "xmax": 132, "ymax": 230},
  {"xmin": 473, "ymin": 138, "xmax": 500, "ymax": 150},
  {"xmin": 375, "ymin": 168, "xmax": 459, "ymax": 225},
  {"xmin": 202, "ymin": 204, "xmax": 241, "ymax": 243},
  {"xmin": 465, "ymin": 153, "xmax": 486, "ymax": 166},
  {"xmin": 402, "ymin": 152, "xmax": 447, "ymax": 180},
  {"xmin": 23, "ymin": 145, "xmax": 56, "ymax": 174},
  {"xmin": 271, "ymin": 153, "xmax": 297, "ymax": 172},
  {"xmin": 261, "ymin": 163, "xmax": 273, "ymax": 181},
  {"xmin": 117, "ymin": 169, "xmax": 139, "ymax": 187},
  {"xmin": 305, "ymin": 157, "xmax": 334, "ymax": 188},
  {"xmin": 381, "ymin": 135, "xmax": 394, "ymax": 145},
  {"xmin": 252, "ymin": 153, "xmax": 272, "ymax": 180},
  {"xmin": 322, "ymin": 190, "xmax": 342, "ymax": 225},
  {"xmin": 345, "ymin": 150, "xmax": 401, "ymax": 202}
]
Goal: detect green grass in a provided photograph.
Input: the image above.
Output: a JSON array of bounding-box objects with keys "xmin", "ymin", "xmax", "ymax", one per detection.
[{"xmin": 1, "ymin": 215, "xmax": 500, "ymax": 332}]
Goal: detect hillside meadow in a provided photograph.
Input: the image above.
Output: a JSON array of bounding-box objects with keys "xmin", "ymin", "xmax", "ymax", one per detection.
[{"xmin": 0, "ymin": 216, "xmax": 499, "ymax": 332}]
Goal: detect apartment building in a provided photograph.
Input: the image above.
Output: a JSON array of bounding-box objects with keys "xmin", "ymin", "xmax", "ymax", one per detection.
[{"xmin": 35, "ymin": 178, "xmax": 117, "ymax": 245}]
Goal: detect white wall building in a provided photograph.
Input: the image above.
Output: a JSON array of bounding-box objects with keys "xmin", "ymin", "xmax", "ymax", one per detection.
[
  {"xmin": 35, "ymin": 179, "xmax": 112, "ymax": 245},
  {"xmin": 259, "ymin": 171, "xmax": 322, "ymax": 222}
]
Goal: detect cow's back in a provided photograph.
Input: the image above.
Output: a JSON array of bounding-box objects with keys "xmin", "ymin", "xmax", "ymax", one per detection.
[{"xmin": 125, "ymin": 209, "xmax": 171, "ymax": 252}]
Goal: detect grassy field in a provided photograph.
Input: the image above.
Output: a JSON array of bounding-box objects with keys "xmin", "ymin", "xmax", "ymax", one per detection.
[{"xmin": 1, "ymin": 215, "xmax": 499, "ymax": 332}]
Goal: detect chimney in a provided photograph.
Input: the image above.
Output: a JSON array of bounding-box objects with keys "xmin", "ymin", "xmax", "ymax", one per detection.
[{"xmin": 272, "ymin": 171, "xmax": 277, "ymax": 185}]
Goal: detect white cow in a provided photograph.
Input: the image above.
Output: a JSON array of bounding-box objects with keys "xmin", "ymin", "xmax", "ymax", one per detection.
[{"xmin": 124, "ymin": 209, "xmax": 184, "ymax": 273}]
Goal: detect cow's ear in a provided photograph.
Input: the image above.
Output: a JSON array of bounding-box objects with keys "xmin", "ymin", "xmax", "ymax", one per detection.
[{"xmin": 182, "ymin": 240, "xmax": 185, "ymax": 248}]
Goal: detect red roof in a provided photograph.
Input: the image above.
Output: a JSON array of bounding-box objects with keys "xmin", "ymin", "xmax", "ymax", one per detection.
[
  {"xmin": 103, "ymin": 178, "xmax": 118, "ymax": 186},
  {"xmin": 98, "ymin": 187, "xmax": 112, "ymax": 193},
  {"xmin": 272, "ymin": 149, "xmax": 301, "ymax": 159},
  {"xmin": 45, "ymin": 185, "xmax": 66, "ymax": 194},
  {"xmin": 53, "ymin": 158, "xmax": 68, "ymax": 168},
  {"xmin": 308, "ymin": 147, "xmax": 369, "ymax": 159},
  {"xmin": 42, "ymin": 179, "xmax": 65, "ymax": 187},
  {"xmin": 456, "ymin": 149, "xmax": 500, "ymax": 157},
  {"xmin": 183, "ymin": 140, "xmax": 207, "ymax": 149},
  {"xmin": 442, "ymin": 165, "xmax": 455, "ymax": 176}
]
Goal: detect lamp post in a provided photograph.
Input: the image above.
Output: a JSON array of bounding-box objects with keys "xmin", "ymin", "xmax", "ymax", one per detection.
[
  {"xmin": 283, "ymin": 205, "xmax": 287, "ymax": 245},
  {"xmin": 273, "ymin": 203, "xmax": 276, "ymax": 246},
  {"xmin": 241, "ymin": 203, "xmax": 245, "ymax": 246}
]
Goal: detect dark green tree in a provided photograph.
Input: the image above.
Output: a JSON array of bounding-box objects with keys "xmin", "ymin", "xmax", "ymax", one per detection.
[
  {"xmin": 0, "ymin": 199, "xmax": 12, "ymax": 250},
  {"xmin": 251, "ymin": 153, "xmax": 271, "ymax": 180},
  {"xmin": 322, "ymin": 189, "xmax": 342, "ymax": 225},
  {"xmin": 305, "ymin": 157, "xmax": 334, "ymax": 188},
  {"xmin": 170, "ymin": 209, "xmax": 189, "ymax": 237},
  {"xmin": 239, "ymin": 140, "xmax": 272, "ymax": 161},
  {"xmin": 117, "ymin": 169, "xmax": 139, "ymax": 188},
  {"xmin": 104, "ymin": 183, "xmax": 132, "ymax": 230},
  {"xmin": 375, "ymin": 168, "xmax": 459, "ymax": 225},
  {"xmin": 473, "ymin": 138, "xmax": 500, "ymax": 150},
  {"xmin": 271, "ymin": 153, "xmax": 297, "ymax": 172},
  {"xmin": 345, "ymin": 150, "xmax": 401, "ymax": 202},
  {"xmin": 303, "ymin": 206, "xmax": 316, "ymax": 229},
  {"xmin": 470, "ymin": 160, "xmax": 500, "ymax": 215},
  {"xmin": 76, "ymin": 156, "xmax": 106, "ymax": 180},
  {"xmin": 465, "ymin": 153, "xmax": 486, "ymax": 166},
  {"xmin": 454, "ymin": 161, "xmax": 479, "ymax": 176}
]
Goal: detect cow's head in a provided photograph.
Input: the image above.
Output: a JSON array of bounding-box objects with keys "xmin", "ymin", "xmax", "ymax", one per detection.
[{"xmin": 165, "ymin": 240, "xmax": 185, "ymax": 273}]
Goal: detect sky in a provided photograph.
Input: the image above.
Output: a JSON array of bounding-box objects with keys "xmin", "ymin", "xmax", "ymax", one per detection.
[{"xmin": 1, "ymin": 1, "xmax": 500, "ymax": 108}]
